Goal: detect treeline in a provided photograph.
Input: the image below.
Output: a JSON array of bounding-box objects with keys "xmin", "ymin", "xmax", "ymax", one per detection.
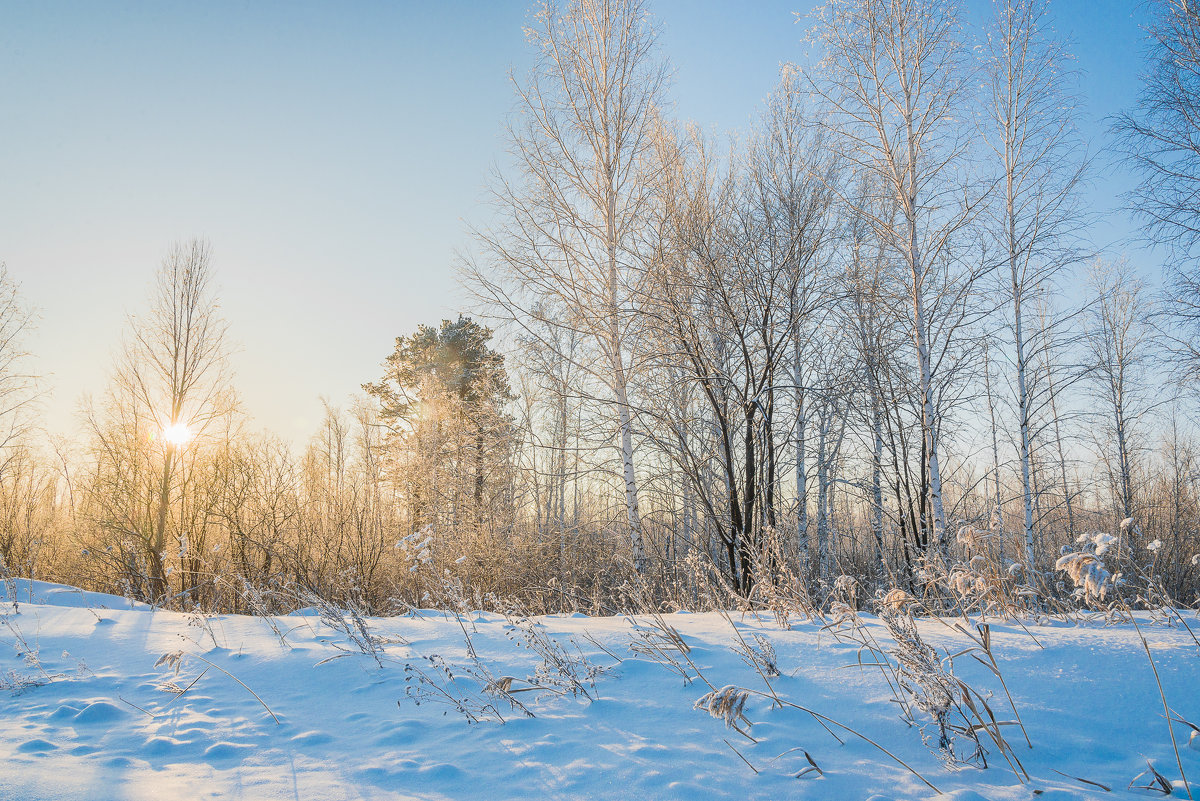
[{"xmin": 2, "ymin": 0, "xmax": 1200, "ymax": 614}]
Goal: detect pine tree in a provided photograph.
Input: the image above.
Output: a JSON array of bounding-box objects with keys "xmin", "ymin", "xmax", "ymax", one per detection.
[{"xmin": 364, "ymin": 316, "xmax": 512, "ymax": 531}]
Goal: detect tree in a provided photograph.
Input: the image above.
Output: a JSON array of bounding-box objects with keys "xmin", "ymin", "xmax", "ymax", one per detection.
[
  {"xmin": 509, "ymin": 309, "xmax": 588, "ymax": 578},
  {"xmin": 0, "ymin": 267, "xmax": 38, "ymax": 461},
  {"xmin": 365, "ymin": 316, "xmax": 512, "ymax": 533},
  {"xmin": 644, "ymin": 97, "xmax": 837, "ymax": 594},
  {"xmin": 84, "ymin": 240, "xmax": 235, "ymax": 602},
  {"xmin": 809, "ymin": 0, "xmax": 985, "ymax": 556},
  {"xmin": 764, "ymin": 67, "xmax": 841, "ymax": 564},
  {"xmin": 1084, "ymin": 258, "xmax": 1154, "ymax": 531},
  {"xmin": 0, "ymin": 266, "xmax": 43, "ymax": 573},
  {"xmin": 207, "ymin": 433, "xmax": 300, "ymax": 607},
  {"xmin": 840, "ymin": 181, "xmax": 899, "ymax": 577},
  {"xmin": 1117, "ymin": 0, "xmax": 1200, "ymax": 257},
  {"xmin": 981, "ymin": 0, "xmax": 1087, "ymax": 567},
  {"xmin": 1116, "ymin": 2, "xmax": 1200, "ymax": 384},
  {"xmin": 469, "ymin": 0, "xmax": 667, "ymax": 573}
]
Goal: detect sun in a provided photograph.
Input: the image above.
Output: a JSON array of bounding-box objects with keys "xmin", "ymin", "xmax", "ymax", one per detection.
[{"xmin": 162, "ymin": 422, "xmax": 193, "ymax": 447}]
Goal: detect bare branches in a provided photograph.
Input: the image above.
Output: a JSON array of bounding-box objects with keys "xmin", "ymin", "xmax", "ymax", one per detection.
[
  {"xmin": 469, "ymin": 0, "xmax": 669, "ymax": 571},
  {"xmin": 807, "ymin": 0, "xmax": 989, "ymax": 554},
  {"xmin": 83, "ymin": 239, "xmax": 236, "ymax": 603},
  {"xmin": 1116, "ymin": 0, "xmax": 1200, "ymax": 260}
]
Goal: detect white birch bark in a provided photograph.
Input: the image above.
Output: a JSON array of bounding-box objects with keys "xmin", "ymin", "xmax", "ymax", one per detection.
[
  {"xmin": 810, "ymin": 0, "xmax": 983, "ymax": 556},
  {"xmin": 983, "ymin": 0, "xmax": 1086, "ymax": 571},
  {"xmin": 468, "ymin": 0, "xmax": 665, "ymax": 572},
  {"xmin": 793, "ymin": 341, "xmax": 808, "ymax": 552}
]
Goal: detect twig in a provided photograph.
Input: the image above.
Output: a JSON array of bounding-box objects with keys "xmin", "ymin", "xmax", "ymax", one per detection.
[
  {"xmin": 1051, "ymin": 768, "xmax": 1111, "ymax": 792},
  {"xmin": 1127, "ymin": 607, "xmax": 1193, "ymax": 801},
  {"xmin": 187, "ymin": 653, "xmax": 280, "ymax": 725},
  {"xmin": 723, "ymin": 738, "xmax": 758, "ymax": 774},
  {"xmin": 161, "ymin": 666, "xmax": 210, "ymax": 710},
  {"xmin": 117, "ymin": 694, "xmax": 156, "ymax": 719},
  {"xmin": 741, "ymin": 688, "xmax": 941, "ymax": 794}
]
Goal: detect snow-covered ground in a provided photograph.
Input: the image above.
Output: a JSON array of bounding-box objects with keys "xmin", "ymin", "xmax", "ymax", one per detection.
[{"xmin": 1, "ymin": 579, "xmax": 1198, "ymax": 800}]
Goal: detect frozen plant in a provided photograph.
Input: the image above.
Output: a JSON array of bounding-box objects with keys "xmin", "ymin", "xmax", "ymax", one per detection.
[
  {"xmin": 694, "ymin": 685, "xmax": 753, "ymax": 736},
  {"xmin": 0, "ymin": 559, "xmax": 18, "ymax": 611},
  {"xmin": 732, "ymin": 633, "xmax": 780, "ymax": 678},
  {"xmin": 504, "ymin": 613, "xmax": 603, "ymax": 700},
  {"xmin": 948, "ymin": 566, "xmax": 989, "ymax": 599},
  {"xmin": 396, "ymin": 528, "xmax": 435, "ymax": 574},
  {"xmin": 402, "ymin": 651, "xmax": 530, "ymax": 724},
  {"xmin": 1, "ymin": 668, "xmax": 54, "ymax": 696},
  {"xmin": 955, "ymin": 524, "xmax": 991, "ymax": 550},
  {"xmin": 1076, "ymin": 531, "xmax": 1119, "ymax": 556},
  {"xmin": 0, "ymin": 612, "xmax": 75, "ymax": 696},
  {"xmin": 186, "ymin": 606, "xmax": 222, "ymax": 649},
  {"xmin": 882, "ymin": 611, "xmax": 955, "ymax": 752},
  {"xmin": 154, "ymin": 649, "xmax": 279, "ymax": 723},
  {"xmin": 825, "ymin": 600, "xmax": 856, "ymax": 630},
  {"xmin": 880, "ymin": 588, "xmax": 916, "ymax": 613},
  {"xmin": 298, "ymin": 580, "xmax": 404, "ymax": 668},
  {"xmin": 1055, "ymin": 553, "xmax": 1113, "ymax": 603},
  {"xmin": 880, "ymin": 611, "xmax": 989, "ymax": 768},
  {"xmin": 228, "ymin": 576, "xmax": 291, "ymax": 648},
  {"xmin": 833, "ymin": 574, "xmax": 857, "ymax": 604},
  {"xmin": 627, "ymin": 617, "xmax": 695, "ymax": 683}
]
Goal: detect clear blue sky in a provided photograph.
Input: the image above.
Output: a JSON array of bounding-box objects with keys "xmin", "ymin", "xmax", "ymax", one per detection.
[{"xmin": 0, "ymin": 0, "xmax": 1151, "ymax": 443}]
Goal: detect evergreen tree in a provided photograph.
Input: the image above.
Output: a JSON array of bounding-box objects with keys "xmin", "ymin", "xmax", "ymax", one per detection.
[{"xmin": 364, "ymin": 316, "xmax": 512, "ymax": 530}]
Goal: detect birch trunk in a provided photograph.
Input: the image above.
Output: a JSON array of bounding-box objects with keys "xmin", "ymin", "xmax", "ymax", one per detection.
[{"xmin": 793, "ymin": 340, "xmax": 809, "ymax": 553}]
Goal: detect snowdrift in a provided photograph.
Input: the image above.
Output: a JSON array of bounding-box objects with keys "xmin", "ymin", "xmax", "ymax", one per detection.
[{"xmin": 1, "ymin": 580, "xmax": 1198, "ymax": 800}]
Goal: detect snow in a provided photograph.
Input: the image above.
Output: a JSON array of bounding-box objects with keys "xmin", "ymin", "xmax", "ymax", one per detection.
[{"xmin": 2, "ymin": 579, "xmax": 1199, "ymax": 800}]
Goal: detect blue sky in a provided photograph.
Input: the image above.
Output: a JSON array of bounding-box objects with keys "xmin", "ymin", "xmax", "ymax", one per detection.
[{"xmin": 0, "ymin": 0, "xmax": 1153, "ymax": 443}]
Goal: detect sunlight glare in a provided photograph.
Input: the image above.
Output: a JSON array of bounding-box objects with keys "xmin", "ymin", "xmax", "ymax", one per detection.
[{"xmin": 162, "ymin": 422, "xmax": 193, "ymax": 447}]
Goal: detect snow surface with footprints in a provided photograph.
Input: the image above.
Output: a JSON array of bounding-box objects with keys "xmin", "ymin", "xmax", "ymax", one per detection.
[{"xmin": 2, "ymin": 578, "xmax": 1199, "ymax": 800}]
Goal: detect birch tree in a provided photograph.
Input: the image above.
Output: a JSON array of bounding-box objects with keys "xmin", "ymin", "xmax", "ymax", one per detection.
[
  {"xmin": 1115, "ymin": 0, "xmax": 1200, "ymax": 269},
  {"xmin": 809, "ymin": 332, "xmax": 851, "ymax": 579},
  {"xmin": 0, "ymin": 267, "xmax": 38, "ymax": 465},
  {"xmin": 764, "ymin": 67, "xmax": 841, "ymax": 560},
  {"xmin": 0, "ymin": 267, "xmax": 54, "ymax": 578},
  {"xmin": 1037, "ymin": 301, "xmax": 1077, "ymax": 538},
  {"xmin": 1084, "ymin": 258, "xmax": 1154, "ymax": 532},
  {"xmin": 809, "ymin": 0, "xmax": 984, "ymax": 555},
  {"xmin": 982, "ymin": 0, "xmax": 1086, "ymax": 567},
  {"xmin": 1117, "ymin": 0, "xmax": 1200, "ymax": 388},
  {"xmin": 469, "ymin": 0, "xmax": 666, "ymax": 572},
  {"xmin": 841, "ymin": 183, "xmax": 899, "ymax": 576},
  {"xmin": 644, "ymin": 111, "xmax": 837, "ymax": 594}
]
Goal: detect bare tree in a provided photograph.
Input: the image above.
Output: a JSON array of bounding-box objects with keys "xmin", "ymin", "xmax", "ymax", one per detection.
[
  {"xmin": 0, "ymin": 266, "xmax": 44, "ymax": 576},
  {"xmin": 1115, "ymin": 2, "xmax": 1200, "ymax": 385},
  {"xmin": 764, "ymin": 67, "xmax": 841, "ymax": 562},
  {"xmin": 841, "ymin": 181, "xmax": 902, "ymax": 577},
  {"xmin": 1116, "ymin": 1, "xmax": 1200, "ymax": 255},
  {"xmin": 1033, "ymin": 298, "xmax": 1080, "ymax": 541},
  {"xmin": 511, "ymin": 308, "xmax": 588, "ymax": 579},
  {"xmin": 469, "ymin": 0, "xmax": 667, "ymax": 573},
  {"xmin": 981, "ymin": 0, "xmax": 1087, "ymax": 567},
  {"xmin": 809, "ymin": 0, "xmax": 986, "ymax": 555},
  {"xmin": 643, "ymin": 82, "xmax": 837, "ymax": 594},
  {"xmin": 0, "ymin": 267, "xmax": 39, "ymax": 471},
  {"xmin": 808, "ymin": 333, "xmax": 851, "ymax": 579},
  {"xmin": 1084, "ymin": 258, "xmax": 1154, "ymax": 531},
  {"xmin": 86, "ymin": 240, "xmax": 235, "ymax": 601}
]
